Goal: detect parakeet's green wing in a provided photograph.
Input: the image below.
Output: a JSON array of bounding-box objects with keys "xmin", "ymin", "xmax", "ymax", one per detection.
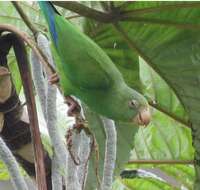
[{"xmin": 54, "ymin": 15, "xmax": 122, "ymax": 90}]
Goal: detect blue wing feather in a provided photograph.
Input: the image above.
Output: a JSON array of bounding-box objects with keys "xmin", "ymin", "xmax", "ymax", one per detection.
[{"xmin": 38, "ymin": 1, "xmax": 58, "ymax": 46}]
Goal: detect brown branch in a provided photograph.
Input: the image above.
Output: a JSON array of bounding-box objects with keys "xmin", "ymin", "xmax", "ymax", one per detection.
[
  {"xmin": 52, "ymin": 1, "xmax": 119, "ymax": 23},
  {"xmin": 65, "ymin": 14, "xmax": 82, "ymax": 20},
  {"xmin": 20, "ymin": 1, "xmax": 40, "ymax": 13},
  {"xmin": 12, "ymin": 2, "xmax": 39, "ymax": 36},
  {"xmin": 128, "ymin": 159, "xmax": 194, "ymax": 165},
  {"xmin": 52, "ymin": 1, "xmax": 200, "ymax": 31},
  {"xmin": 0, "ymin": 24, "xmax": 55, "ymax": 76},
  {"xmin": 13, "ymin": 35, "xmax": 47, "ymax": 190},
  {"xmin": 0, "ymin": 28, "xmax": 47, "ymax": 190}
]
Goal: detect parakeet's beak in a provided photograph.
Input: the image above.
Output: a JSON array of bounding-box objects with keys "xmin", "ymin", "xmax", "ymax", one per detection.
[{"xmin": 133, "ymin": 107, "xmax": 151, "ymax": 126}]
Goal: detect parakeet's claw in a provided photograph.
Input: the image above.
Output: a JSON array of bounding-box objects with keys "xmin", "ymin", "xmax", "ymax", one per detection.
[
  {"xmin": 49, "ymin": 72, "xmax": 59, "ymax": 85},
  {"xmin": 133, "ymin": 107, "xmax": 151, "ymax": 127},
  {"xmin": 65, "ymin": 96, "xmax": 81, "ymax": 116}
]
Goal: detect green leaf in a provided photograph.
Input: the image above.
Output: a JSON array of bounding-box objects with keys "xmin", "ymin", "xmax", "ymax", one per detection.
[
  {"xmin": 139, "ymin": 57, "xmax": 188, "ymax": 123},
  {"xmin": 83, "ymin": 19, "xmax": 141, "ymax": 91},
  {"xmin": 127, "ymin": 108, "xmax": 194, "ymax": 189},
  {"xmin": 7, "ymin": 55, "xmax": 22, "ymax": 94},
  {"xmin": 113, "ymin": 178, "xmax": 176, "ymax": 190}
]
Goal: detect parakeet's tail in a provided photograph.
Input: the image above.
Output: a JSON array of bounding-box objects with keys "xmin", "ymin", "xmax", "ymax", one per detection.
[{"xmin": 38, "ymin": 1, "xmax": 60, "ymax": 45}]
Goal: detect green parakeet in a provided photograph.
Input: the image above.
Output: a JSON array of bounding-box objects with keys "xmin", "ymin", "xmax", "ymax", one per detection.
[{"xmin": 39, "ymin": 2, "xmax": 150, "ymax": 125}]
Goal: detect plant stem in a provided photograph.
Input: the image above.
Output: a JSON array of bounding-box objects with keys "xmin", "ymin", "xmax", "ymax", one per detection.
[
  {"xmin": 66, "ymin": 15, "xmax": 82, "ymax": 20},
  {"xmin": 52, "ymin": 1, "xmax": 119, "ymax": 23},
  {"xmin": 11, "ymin": 32, "xmax": 47, "ymax": 190},
  {"xmin": 12, "ymin": 2, "xmax": 39, "ymax": 36},
  {"xmin": 128, "ymin": 159, "xmax": 194, "ymax": 165},
  {"xmin": 53, "ymin": 1, "xmax": 200, "ymax": 30}
]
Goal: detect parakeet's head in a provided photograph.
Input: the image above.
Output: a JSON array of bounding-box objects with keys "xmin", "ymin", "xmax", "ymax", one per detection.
[
  {"xmin": 127, "ymin": 88, "xmax": 150, "ymax": 126},
  {"xmin": 115, "ymin": 85, "xmax": 151, "ymax": 126}
]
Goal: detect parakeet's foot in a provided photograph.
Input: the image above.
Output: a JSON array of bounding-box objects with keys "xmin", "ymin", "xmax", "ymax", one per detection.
[
  {"xmin": 65, "ymin": 96, "xmax": 81, "ymax": 116},
  {"xmin": 49, "ymin": 72, "xmax": 59, "ymax": 85}
]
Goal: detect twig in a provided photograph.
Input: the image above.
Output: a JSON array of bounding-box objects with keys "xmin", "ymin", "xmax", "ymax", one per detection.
[
  {"xmin": 52, "ymin": 1, "xmax": 200, "ymax": 30},
  {"xmin": 52, "ymin": 1, "xmax": 119, "ymax": 23},
  {"xmin": 128, "ymin": 159, "xmax": 194, "ymax": 165},
  {"xmin": 1, "ymin": 30, "xmax": 47, "ymax": 190},
  {"xmin": 0, "ymin": 24, "xmax": 55, "ymax": 76},
  {"xmin": 66, "ymin": 14, "xmax": 82, "ymax": 20},
  {"xmin": 12, "ymin": 2, "xmax": 39, "ymax": 36},
  {"xmin": 20, "ymin": 1, "xmax": 40, "ymax": 13}
]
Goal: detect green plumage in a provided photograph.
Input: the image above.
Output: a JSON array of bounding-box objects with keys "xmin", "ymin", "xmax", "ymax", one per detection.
[{"xmin": 39, "ymin": 2, "xmax": 149, "ymax": 123}]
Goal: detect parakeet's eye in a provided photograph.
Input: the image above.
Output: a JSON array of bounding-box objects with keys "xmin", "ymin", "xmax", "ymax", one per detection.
[{"xmin": 129, "ymin": 100, "xmax": 138, "ymax": 108}]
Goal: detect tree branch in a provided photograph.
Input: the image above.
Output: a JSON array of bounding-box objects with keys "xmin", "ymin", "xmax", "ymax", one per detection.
[
  {"xmin": 52, "ymin": 1, "xmax": 119, "ymax": 23},
  {"xmin": 12, "ymin": 2, "xmax": 39, "ymax": 36},
  {"xmin": 53, "ymin": 1, "xmax": 200, "ymax": 30},
  {"xmin": 0, "ymin": 31, "xmax": 48, "ymax": 190},
  {"xmin": 128, "ymin": 159, "xmax": 194, "ymax": 165}
]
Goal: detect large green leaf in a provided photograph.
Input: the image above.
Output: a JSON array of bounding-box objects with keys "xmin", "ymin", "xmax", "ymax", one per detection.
[
  {"xmin": 111, "ymin": 3, "xmax": 200, "ymax": 188},
  {"xmin": 83, "ymin": 19, "xmax": 141, "ymax": 91},
  {"xmin": 139, "ymin": 57, "xmax": 188, "ymax": 124},
  {"xmin": 126, "ymin": 109, "xmax": 194, "ymax": 189}
]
